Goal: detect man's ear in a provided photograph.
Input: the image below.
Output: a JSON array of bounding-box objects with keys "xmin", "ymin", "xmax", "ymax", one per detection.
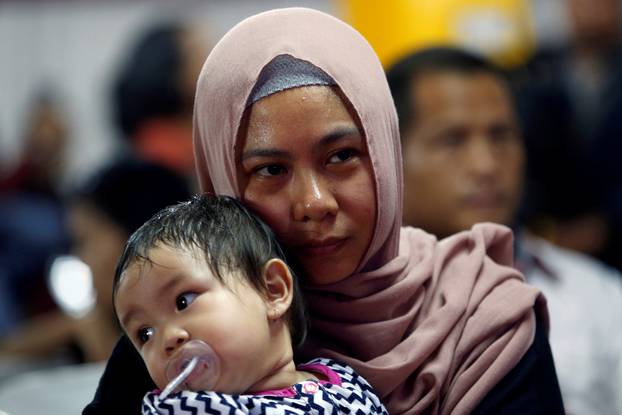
[{"xmin": 262, "ymin": 258, "xmax": 294, "ymax": 321}]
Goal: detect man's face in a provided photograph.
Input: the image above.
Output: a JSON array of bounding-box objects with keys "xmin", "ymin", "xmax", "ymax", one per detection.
[{"xmin": 402, "ymin": 71, "xmax": 524, "ymax": 238}]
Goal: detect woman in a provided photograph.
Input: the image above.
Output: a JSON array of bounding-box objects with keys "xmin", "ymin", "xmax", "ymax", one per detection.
[{"xmin": 84, "ymin": 8, "xmax": 563, "ymax": 414}]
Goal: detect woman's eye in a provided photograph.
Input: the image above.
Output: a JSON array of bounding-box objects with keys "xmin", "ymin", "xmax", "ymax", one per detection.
[
  {"xmin": 137, "ymin": 327, "xmax": 154, "ymax": 344},
  {"xmin": 176, "ymin": 292, "xmax": 198, "ymax": 310},
  {"xmin": 328, "ymin": 149, "xmax": 357, "ymax": 164},
  {"xmin": 255, "ymin": 164, "xmax": 287, "ymax": 177}
]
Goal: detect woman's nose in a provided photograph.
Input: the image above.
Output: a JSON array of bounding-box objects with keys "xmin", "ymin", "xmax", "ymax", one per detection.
[
  {"xmin": 163, "ymin": 325, "xmax": 189, "ymax": 355},
  {"xmin": 292, "ymin": 172, "xmax": 338, "ymax": 222}
]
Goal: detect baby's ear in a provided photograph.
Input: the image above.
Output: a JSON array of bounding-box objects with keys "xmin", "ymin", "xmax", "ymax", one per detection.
[{"xmin": 262, "ymin": 258, "xmax": 293, "ymax": 321}]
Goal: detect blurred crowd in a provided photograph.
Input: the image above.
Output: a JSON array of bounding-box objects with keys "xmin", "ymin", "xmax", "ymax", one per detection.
[
  {"xmin": 0, "ymin": 16, "xmax": 204, "ymax": 374},
  {"xmin": 0, "ymin": 0, "xmax": 620, "ymax": 414}
]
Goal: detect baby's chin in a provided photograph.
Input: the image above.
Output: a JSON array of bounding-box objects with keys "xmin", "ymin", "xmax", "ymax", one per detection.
[{"xmin": 153, "ymin": 375, "xmax": 168, "ymax": 392}]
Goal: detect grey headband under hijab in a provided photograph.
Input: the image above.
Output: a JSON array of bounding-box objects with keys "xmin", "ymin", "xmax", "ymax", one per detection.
[{"xmin": 247, "ymin": 54, "xmax": 336, "ymax": 105}]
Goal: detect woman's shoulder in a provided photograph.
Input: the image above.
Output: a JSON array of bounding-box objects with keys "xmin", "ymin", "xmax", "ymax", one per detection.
[
  {"xmin": 397, "ymin": 225, "xmax": 438, "ymax": 259},
  {"xmin": 400, "ymin": 222, "xmax": 513, "ymax": 244},
  {"xmin": 471, "ymin": 308, "xmax": 565, "ymax": 415},
  {"xmin": 399, "ymin": 222, "xmax": 516, "ymax": 266}
]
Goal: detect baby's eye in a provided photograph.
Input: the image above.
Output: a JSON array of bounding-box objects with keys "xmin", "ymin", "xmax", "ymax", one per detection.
[
  {"xmin": 137, "ymin": 327, "xmax": 154, "ymax": 344},
  {"xmin": 255, "ymin": 164, "xmax": 287, "ymax": 177},
  {"xmin": 328, "ymin": 149, "xmax": 357, "ymax": 164},
  {"xmin": 176, "ymin": 292, "xmax": 198, "ymax": 310}
]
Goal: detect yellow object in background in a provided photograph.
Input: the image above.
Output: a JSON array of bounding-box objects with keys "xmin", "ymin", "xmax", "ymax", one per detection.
[{"xmin": 337, "ymin": 0, "xmax": 535, "ymax": 69}]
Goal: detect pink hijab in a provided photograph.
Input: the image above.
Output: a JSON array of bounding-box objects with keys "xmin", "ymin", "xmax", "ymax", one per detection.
[{"xmin": 193, "ymin": 8, "xmax": 544, "ymax": 414}]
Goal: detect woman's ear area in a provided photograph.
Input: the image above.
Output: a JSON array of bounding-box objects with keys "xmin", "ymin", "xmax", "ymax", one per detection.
[
  {"xmin": 262, "ymin": 258, "xmax": 294, "ymax": 320},
  {"xmin": 234, "ymin": 106, "xmax": 252, "ymax": 194}
]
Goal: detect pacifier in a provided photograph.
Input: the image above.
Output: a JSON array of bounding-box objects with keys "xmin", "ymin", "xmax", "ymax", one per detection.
[{"xmin": 162, "ymin": 340, "xmax": 221, "ymax": 397}]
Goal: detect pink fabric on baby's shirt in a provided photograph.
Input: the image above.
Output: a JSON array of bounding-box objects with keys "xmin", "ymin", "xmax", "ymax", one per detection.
[{"xmin": 256, "ymin": 362, "xmax": 342, "ymax": 398}]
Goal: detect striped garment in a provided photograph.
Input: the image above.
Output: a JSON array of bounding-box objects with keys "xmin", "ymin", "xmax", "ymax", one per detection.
[{"xmin": 142, "ymin": 358, "xmax": 388, "ymax": 415}]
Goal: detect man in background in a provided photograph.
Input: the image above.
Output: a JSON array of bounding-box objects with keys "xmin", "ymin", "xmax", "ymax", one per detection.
[{"xmin": 387, "ymin": 47, "xmax": 622, "ymax": 415}]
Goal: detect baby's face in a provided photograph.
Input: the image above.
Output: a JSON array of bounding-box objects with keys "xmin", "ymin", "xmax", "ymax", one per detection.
[{"xmin": 115, "ymin": 245, "xmax": 277, "ymax": 394}]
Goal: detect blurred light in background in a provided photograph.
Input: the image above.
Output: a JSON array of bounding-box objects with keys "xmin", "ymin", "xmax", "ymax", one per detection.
[
  {"xmin": 338, "ymin": 0, "xmax": 535, "ymax": 69},
  {"xmin": 48, "ymin": 256, "xmax": 95, "ymax": 319}
]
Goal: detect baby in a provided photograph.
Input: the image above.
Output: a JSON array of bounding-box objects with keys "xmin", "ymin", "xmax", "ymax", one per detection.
[{"xmin": 113, "ymin": 194, "xmax": 387, "ymax": 414}]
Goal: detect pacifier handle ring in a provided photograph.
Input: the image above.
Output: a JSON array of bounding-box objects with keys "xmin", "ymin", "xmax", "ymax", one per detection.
[{"xmin": 159, "ymin": 356, "xmax": 199, "ymax": 400}]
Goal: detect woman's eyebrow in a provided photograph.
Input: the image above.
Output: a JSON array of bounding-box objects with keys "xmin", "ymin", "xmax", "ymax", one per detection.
[
  {"xmin": 240, "ymin": 126, "xmax": 361, "ymax": 161},
  {"xmin": 318, "ymin": 126, "xmax": 362, "ymax": 147},
  {"xmin": 240, "ymin": 148, "xmax": 291, "ymax": 161}
]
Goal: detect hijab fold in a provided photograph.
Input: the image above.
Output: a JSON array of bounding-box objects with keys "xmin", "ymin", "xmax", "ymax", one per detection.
[{"xmin": 193, "ymin": 8, "xmax": 544, "ymax": 414}]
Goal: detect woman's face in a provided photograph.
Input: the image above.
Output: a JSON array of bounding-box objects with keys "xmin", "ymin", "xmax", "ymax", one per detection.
[{"xmin": 237, "ymin": 86, "xmax": 376, "ymax": 285}]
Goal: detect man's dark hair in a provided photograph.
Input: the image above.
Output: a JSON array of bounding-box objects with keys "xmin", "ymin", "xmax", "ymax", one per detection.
[
  {"xmin": 113, "ymin": 22, "xmax": 185, "ymax": 139},
  {"xmin": 113, "ymin": 194, "xmax": 308, "ymax": 349},
  {"xmin": 386, "ymin": 46, "xmax": 507, "ymax": 138}
]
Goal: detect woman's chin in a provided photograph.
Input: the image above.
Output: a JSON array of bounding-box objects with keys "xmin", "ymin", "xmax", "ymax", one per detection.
[{"xmin": 303, "ymin": 261, "xmax": 354, "ymax": 286}]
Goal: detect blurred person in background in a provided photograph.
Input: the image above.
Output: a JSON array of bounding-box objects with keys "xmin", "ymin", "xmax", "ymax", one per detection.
[
  {"xmin": 0, "ymin": 158, "xmax": 191, "ymax": 364},
  {"xmin": 516, "ymin": 0, "xmax": 622, "ymax": 270},
  {"xmin": 112, "ymin": 21, "xmax": 208, "ymax": 184},
  {"xmin": 387, "ymin": 46, "xmax": 622, "ymax": 415},
  {"xmin": 0, "ymin": 91, "xmax": 71, "ymax": 336}
]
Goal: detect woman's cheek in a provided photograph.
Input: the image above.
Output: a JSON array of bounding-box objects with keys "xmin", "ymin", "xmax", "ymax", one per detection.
[{"xmin": 242, "ymin": 191, "xmax": 290, "ymax": 238}]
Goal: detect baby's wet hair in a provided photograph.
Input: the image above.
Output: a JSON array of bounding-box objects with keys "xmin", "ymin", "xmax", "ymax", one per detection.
[{"xmin": 113, "ymin": 194, "xmax": 308, "ymax": 348}]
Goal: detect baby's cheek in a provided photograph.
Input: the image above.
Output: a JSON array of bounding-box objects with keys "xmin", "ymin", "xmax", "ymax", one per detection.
[
  {"xmin": 150, "ymin": 367, "xmax": 168, "ymax": 390},
  {"xmin": 143, "ymin": 352, "xmax": 167, "ymax": 390}
]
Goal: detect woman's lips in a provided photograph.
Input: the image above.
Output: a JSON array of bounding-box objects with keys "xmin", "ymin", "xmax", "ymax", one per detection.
[{"xmin": 297, "ymin": 237, "xmax": 348, "ymax": 256}]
